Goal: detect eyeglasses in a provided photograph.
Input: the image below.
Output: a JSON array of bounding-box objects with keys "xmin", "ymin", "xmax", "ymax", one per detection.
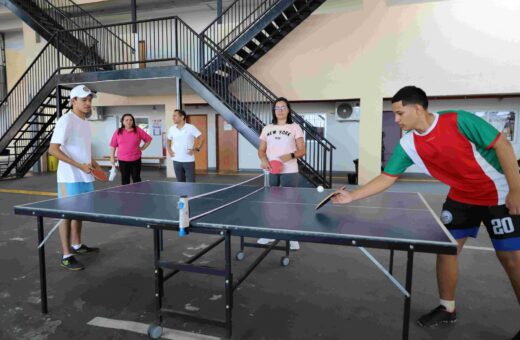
[{"xmin": 274, "ymin": 106, "xmax": 287, "ymax": 111}]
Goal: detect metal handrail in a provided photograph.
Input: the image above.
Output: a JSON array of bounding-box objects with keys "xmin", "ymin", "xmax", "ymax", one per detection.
[
  {"xmin": 40, "ymin": 0, "xmax": 134, "ymax": 52},
  {"xmin": 199, "ymin": 34, "xmax": 334, "ymax": 149},
  {"xmin": 201, "ymin": 0, "xmax": 278, "ymax": 49},
  {"xmin": 0, "ymin": 37, "xmax": 56, "ymax": 105}
]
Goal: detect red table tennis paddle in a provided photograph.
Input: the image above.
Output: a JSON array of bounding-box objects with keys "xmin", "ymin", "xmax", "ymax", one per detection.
[
  {"xmin": 269, "ymin": 160, "xmax": 284, "ymax": 174},
  {"xmin": 91, "ymin": 168, "xmax": 108, "ymax": 182}
]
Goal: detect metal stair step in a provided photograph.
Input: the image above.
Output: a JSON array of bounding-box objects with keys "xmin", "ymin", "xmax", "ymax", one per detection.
[{"xmin": 236, "ymin": 49, "xmax": 251, "ymax": 59}]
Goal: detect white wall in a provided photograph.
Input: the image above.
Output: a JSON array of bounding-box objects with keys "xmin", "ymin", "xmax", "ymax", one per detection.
[
  {"xmin": 89, "ymin": 105, "xmax": 166, "ymax": 165},
  {"xmin": 291, "ymin": 102, "xmax": 360, "ymax": 172},
  {"xmin": 238, "ymin": 134, "xmax": 258, "ymax": 170}
]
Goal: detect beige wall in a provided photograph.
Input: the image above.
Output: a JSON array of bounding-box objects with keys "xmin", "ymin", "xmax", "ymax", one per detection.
[
  {"xmin": 5, "ymin": 23, "xmax": 47, "ymax": 91},
  {"xmin": 5, "ymin": 49, "xmax": 24, "ymax": 90},
  {"xmin": 249, "ymin": 0, "xmax": 520, "ymax": 183}
]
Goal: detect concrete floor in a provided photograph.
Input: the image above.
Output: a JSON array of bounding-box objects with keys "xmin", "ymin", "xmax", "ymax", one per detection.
[{"xmin": 0, "ymin": 169, "xmax": 518, "ymax": 339}]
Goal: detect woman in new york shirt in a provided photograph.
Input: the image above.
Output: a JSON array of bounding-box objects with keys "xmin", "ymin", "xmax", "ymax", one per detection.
[
  {"xmin": 259, "ymin": 97, "xmax": 306, "ymax": 186},
  {"xmin": 257, "ymin": 97, "xmax": 306, "ymax": 250},
  {"xmin": 110, "ymin": 113, "xmax": 152, "ymax": 185}
]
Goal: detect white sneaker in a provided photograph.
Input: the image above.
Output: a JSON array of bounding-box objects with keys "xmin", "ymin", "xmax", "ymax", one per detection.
[
  {"xmin": 257, "ymin": 238, "xmax": 275, "ymax": 245},
  {"xmin": 290, "ymin": 241, "xmax": 300, "ymax": 251}
]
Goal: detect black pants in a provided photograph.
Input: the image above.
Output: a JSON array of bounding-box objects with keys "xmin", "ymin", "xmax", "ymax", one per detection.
[
  {"xmin": 119, "ymin": 159, "xmax": 142, "ymax": 185},
  {"xmin": 173, "ymin": 161, "xmax": 195, "ymax": 182}
]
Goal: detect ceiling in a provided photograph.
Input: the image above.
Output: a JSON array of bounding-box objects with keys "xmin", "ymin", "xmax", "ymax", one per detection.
[{"xmin": 62, "ymin": 77, "xmax": 195, "ymax": 96}]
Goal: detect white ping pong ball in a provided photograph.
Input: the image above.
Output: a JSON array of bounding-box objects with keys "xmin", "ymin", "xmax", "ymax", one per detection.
[{"xmin": 317, "ymin": 185, "xmax": 324, "ymax": 193}]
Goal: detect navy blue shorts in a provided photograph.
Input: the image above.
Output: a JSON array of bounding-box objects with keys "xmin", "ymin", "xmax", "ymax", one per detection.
[{"xmin": 441, "ymin": 198, "xmax": 520, "ymax": 251}]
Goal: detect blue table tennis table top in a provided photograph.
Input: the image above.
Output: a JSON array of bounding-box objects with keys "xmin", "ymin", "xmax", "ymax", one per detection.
[{"xmin": 14, "ymin": 180, "xmax": 457, "ymax": 254}]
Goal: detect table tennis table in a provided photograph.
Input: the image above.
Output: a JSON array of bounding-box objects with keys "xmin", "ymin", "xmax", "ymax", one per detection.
[{"xmin": 14, "ymin": 177, "xmax": 457, "ymax": 339}]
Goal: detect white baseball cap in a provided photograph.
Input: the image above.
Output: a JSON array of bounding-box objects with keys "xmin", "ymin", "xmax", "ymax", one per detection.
[{"xmin": 70, "ymin": 85, "xmax": 96, "ymax": 99}]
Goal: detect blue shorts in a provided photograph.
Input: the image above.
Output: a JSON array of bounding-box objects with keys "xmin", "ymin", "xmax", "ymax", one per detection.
[
  {"xmin": 57, "ymin": 182, "xmax": 94, "ymax": 198},
  {"xmin": 441, "ymin": 198, "xmax": 520, "ymax": 251}
]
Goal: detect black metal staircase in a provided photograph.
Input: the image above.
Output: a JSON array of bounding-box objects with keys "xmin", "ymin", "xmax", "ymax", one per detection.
[
  {"xmin": 0, "ymin": 34, "xmax": 78, "ymax": 179},
  {"xmin": 0, "ymin": 0, "xmax": 131, "ymax": 69},
  {"xmin": 0, "ymin": 0, "xmax": 133, "ymax": 179},
  {"xmin": 201, "ymin": 0, "xmax": 326, "ymax": 69},
  {"xmin": 0, "ymin": 14, "xmax": 334, "ymax": 186},
  {"xmin": 1, "ymin": 87, "xmax": 70, "ymax": 178}
]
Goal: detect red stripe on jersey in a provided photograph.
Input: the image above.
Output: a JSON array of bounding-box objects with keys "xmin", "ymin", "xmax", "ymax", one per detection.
[
  {"xmin": 382, "ymin": 172, "xmax": 400, "ymax": 178},
  {"xmin": 486, "ymin": 132, "xmax": 501, "ymax": 150},
  {"xmin": 413, "ymin": 113, "xmax": 498, "ymax": 205}
]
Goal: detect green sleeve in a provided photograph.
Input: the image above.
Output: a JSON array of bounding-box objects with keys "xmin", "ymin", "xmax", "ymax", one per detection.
[
  {"xmin": 442, "ymin": 110, "xmax": 500, "ymax": 148},
  {"xmin": 383, "ymin": 142, "xmax": 414, "ymax": 176}
]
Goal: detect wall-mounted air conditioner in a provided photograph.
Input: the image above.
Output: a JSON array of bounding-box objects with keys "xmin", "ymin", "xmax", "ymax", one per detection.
[{"xmin": 335, "ymin": 102, "xmax": 360, "ymax": 121}]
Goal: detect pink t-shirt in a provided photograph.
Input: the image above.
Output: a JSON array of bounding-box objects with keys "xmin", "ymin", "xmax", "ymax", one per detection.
[
  {"xmin": 110, "ymin": 127, "xmax": 152, "ymax": 162},
  {"xmin": 259, "ymin": 123, "xmax": 304, "ymax": 174}
]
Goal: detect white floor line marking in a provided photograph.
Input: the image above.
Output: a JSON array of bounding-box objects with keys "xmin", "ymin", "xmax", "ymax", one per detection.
[
  {"xmin": 464, "ymin": 245, "xmax": 495, "ymax": 252},
  {"xmin": 87, "ymin": 316, "xmax": 220, "ymax": 340}
]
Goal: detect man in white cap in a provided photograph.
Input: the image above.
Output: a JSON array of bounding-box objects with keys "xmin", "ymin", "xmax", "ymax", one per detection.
[{"xmin": 48, "ymin": 85, "xmax": 101, "ymax": 271}]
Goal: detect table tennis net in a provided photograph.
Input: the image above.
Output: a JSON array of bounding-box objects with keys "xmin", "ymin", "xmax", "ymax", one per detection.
[{"xmin": 187, "ymin": 173, "xmax": 265, "ymax": 221}]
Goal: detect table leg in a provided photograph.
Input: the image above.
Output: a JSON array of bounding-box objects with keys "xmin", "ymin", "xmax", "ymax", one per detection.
[
  {"xmin": 224, "ymin": 231, "xmax": 233, "ymax": 338},
  {"xmin": 389, "ymin": 249, "xmax": 395, "ymax": 275},
  {"xmin": 402, "ymin": 250, "xmax": 414, "ymax": 340},
  {"xmin": 37, "ymin": 216, "xmax": 48, "ymax": 314},
  {"xmin": 153, "ymin": 228, "xmax": 163, "ymax": 324}
]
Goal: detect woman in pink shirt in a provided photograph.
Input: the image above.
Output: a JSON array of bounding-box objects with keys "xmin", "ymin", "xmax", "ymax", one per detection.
[
  {"xmin": 110, "ymin": 113, "xmax": 152, "ymax": 185},
  {"xmin": 258, "ymin": 97, "xmax": 306, "ymax": 249}
]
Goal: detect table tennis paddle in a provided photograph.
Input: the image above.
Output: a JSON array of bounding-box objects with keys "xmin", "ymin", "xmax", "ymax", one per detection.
[
  {"xmin": 315, "ymin": 186, "xmax": 347, "ymax": 210},
  {"xmin": 315, "ymin": 191, "xmax": 339, "ymax": 210},
  {"xmin": 91, "ymin": 168, "xmax": 108, "ymax": 182},
  {"xmin": 269, "ymin": 160, "xmax": 284, "ymax": 174}
]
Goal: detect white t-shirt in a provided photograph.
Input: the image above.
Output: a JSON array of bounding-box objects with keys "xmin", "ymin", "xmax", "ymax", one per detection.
[
  {"xmin": 50, "ymin": 111, "xmax": 94, "ymax": 183},
  {"xmin": 167, "ymin": 123, "xmax": 202, "ymax": 162},
  {"xmin": 259, "ymin": 123, "xmax": 304, "ymax": 174}
]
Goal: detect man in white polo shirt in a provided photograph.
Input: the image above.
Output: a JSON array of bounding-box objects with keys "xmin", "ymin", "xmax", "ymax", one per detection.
[
  {"xmin": 166, "ymin": 109, "xmax": 204, "ymax": 182},
  {"xmin": 48, "ymin": 85, "xmax": 101, "ymax": 271}
]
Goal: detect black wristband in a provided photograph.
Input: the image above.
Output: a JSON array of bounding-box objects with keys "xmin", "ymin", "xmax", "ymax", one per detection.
[{"xmin": 291, "ymin": 152, "xmax": 295, "ymax": 159}]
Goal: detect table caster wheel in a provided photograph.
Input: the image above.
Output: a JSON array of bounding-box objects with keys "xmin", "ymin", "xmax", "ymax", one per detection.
[
  {"xmin": 236, "ymin": 251, "xmax": 245, "ymax": 261},
  {"xmin": 147, "ymin": 323, "xmax": 163, "ymax": 339},
  {"xmin": 281, "ymin": 256, "xmax": 290, "ymax": 267}
]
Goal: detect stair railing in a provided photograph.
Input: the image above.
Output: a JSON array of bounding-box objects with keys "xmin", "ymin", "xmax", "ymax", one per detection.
[{"xmin": 201, "ymin": 0, "xmax": 279, "ymax": 50}]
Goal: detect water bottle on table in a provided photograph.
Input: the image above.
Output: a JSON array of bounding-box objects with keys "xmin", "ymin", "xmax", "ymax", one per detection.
[{"xmin": 178, "ymin": 195, "xmax": 189, "ymax": 237}]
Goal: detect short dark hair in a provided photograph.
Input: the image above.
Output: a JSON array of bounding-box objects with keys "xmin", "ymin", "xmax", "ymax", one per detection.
[
  {"xmin": 174, "ymin": 109, "xmax": 187, "ymax": 121},
  {"xmin": 391, "ymin": 86, "xmax": 428, "ymax": 109},
  {"xmin": 271, "ymin": 97, "xmax": 293, "ymax": 124}
]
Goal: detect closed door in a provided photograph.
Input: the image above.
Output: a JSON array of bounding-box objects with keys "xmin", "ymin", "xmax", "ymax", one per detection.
[
  {"xmin": 216, "ymin": 115, "xmax": 238, "ymax": 172},
  {"xmin": 186, "ymin": 115, "xmax": 208, "ymax": 172},
  {"xmin": 382, "ymin": 111, "xmax": 401, "ymax": 167}
]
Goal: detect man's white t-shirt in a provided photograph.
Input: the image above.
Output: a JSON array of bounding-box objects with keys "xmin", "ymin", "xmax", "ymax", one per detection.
[
  {"xmin": 167, "ymin": 123, "xmax": 201, "ymax": 162},
  {"xmin": 50, "ymin": 111, "xmax": 94, "ymax": 183}
]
